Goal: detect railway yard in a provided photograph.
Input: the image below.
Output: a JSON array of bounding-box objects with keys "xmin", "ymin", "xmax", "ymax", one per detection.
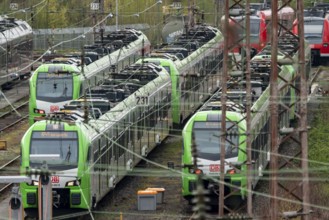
[
  {"xmin": 0, "ymin": 65, "xmax": 327, "ymax": 220},
  {"xmin": 2, "ymin": 1, "xmax": 329, "ymax": 220}
]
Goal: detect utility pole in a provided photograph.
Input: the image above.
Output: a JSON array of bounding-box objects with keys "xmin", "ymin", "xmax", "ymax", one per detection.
[
  {"xmin": 269, "ymin": 0, "xmax": 311, "ymax": 219},
  {"xmin": 221, "ymin": 1, "xmax": 252, "ymax": 218},
  {"xmin": 297, "ymin": 0, "xmax": 311, "ymax": 218},
  {"xmin": 244, "ymin": 0, "xmax": 253, "ymax": 217},
  {"xmin": 219, "ymin": 0, "xmax": 228, "ymax": 216},
  {"xmin": 115, "ymin": 0, "xmax": 118, "ymax": 31},
  {"xmin": 269, "ymin": 0, "xmax": 279, "ymax": 218},
  {"xmin": 99, "ymin": 0, "xmax": 105, "ymax": 43}
]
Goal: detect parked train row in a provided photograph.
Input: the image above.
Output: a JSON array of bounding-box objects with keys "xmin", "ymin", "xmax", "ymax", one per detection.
[
  {"xmin": 227, "ymin": 3, "xmax": 329, "ymax": 66},
  {"xmin": 180, "ymin": 32, "xmax": 312, "ymax": 207},
  {"xmin": 20, "ymin": 24, "xmax": 224, "ymax": 216},
  {"xmin": 0, "ymin": 16, "xmax": 33, "ymax": 90},
  {"xmin": 29, "ymin": 28, "xmax": 151, "ymax": 125},
  {"xmin": 226, "ymin": 5, "xmax": 295, "ymax": 55},
  {"xmin": 298, "ymin": 3, "xmax": 329, "ymax": 65}
]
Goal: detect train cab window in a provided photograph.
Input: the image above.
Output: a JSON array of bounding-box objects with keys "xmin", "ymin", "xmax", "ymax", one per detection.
[
  {"xmin": 192, "ymin": 121, "xmax": 239, "ymax": 161},
  {"xmin": 162, "ymin": 66, "xmax": 171, "ymax": 75},
  {"xmin": 29, "ymin": 131, "xmax": 78, "ymax": 170},
  {"xmin": 235, "ymin": 18, "xmax": 261, "ymax": 43},
  {"xmin": 20, "ymin": 24, "xmax": 28, "ymax": 30},
  {"xmin": 304, "ymin": 19, "xmax": 324, "ymax": 43},
  {"xmin": 36, "ymin": 72, "xmax": 73, "ymax": 102}
]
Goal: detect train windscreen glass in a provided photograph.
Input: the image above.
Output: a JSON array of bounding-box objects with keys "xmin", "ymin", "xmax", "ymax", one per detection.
[
  {"xmin": 29, "ymin": 131, "xmax": 78, "ymax": 170},
  {"xmin": 304, "ymin": 20, "xmax": 324, "ymax": 44},
  {"xmin": 36, "ymin": 72, "xmax": 73, "ymax": 102},
  {"xmin": 192, "ymin": 121, "xmax": 239, "ymax": 161},
  {"xmin": 237, "ymin": 19, "xmax": 260, "ymax": 43}
]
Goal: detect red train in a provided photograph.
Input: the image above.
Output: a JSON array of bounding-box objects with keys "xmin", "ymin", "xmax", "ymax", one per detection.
[
  {"xmin": 259, "ymin": 6, "xmax": 295, "ymax": 41},
  {"xmin": 225, "ymin": 6, "xmax": 296, "ymax": 56},
  {"xmin": 293, "ymin": 16, "xmax": 329, "ymax": 66},
  {"xmin": 224, "ymin": 15, "xmax": 267, "ymax": 54}
]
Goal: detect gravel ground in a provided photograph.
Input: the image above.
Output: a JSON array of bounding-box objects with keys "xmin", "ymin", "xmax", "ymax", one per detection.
[{"xmin": 84, "ymin": 135, "xmax": 194, "ymax": 220}]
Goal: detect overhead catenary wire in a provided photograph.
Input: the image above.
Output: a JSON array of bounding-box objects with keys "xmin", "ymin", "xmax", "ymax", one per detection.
[{"xmin": 0, "ymin": 1, "xmax": 326, "ymax": 218}]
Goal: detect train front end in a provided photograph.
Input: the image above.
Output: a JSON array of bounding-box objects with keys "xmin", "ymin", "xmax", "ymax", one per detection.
[
  {"xmin": 29, "ymin": 64, "xmax": 82, "ymax": 125},
  {"xmin": 20, "ymin": 120, "xmax": 91, "ymax": 216},
  {"xmin": 182, "ymin": 110, "xmax": 247, "ymax": 205}
]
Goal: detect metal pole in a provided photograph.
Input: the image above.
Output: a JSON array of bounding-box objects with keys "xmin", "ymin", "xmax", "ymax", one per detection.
[
  {"xmin": 219, "ymin": 0, "xmax": 229, "ymax": 217},
  {"xmin": 116, "ymin": 0, "xmax": 118, "ymax": 31},
  {"xmin": 296, "ymin": 0, "xmax": 310, "ymax": 219},
  {"xmin": 38, "ymin": 165, "xmax": 52, "ymax": 220},
  {"xmin": 157, "ymin": 0, "xmax": 160, "ymax": 47},
  {"xmin": 245, "ymin": 0, "xmax": 253, "ymax": 217},
  {"xmin": 269, "ymin": 0, "xmax": 279, "ymax": 219}
]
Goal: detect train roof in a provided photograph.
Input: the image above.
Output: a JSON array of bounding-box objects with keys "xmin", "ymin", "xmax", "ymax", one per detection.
[
  {"xmin": 32, "ymin": 63, "xmax": 80, "ymax": 74},
  {"xmin": 147, "ymin": 52, "xmax": 179, "ymax": 61},
  {"xmin": 184, "ymin": 110, "xmax": 246, "ymax": 126},
  {"xmin": 259, "ymin": 6, "xmax": 295, "ymax": 20},
  {"xmin": 229, "ymin": 15, "xmax": 262, "ymax": 21},
  {"xmin": 200, "ymin": 101, "xmax": 245, "ymax": 112},
  {"xmin": 0, "ymin": 16, "xmax": 32, "ymax": 45},
  {"xmin": 304, "ymin": 16, "xmax": 326, "ymax": 21}
]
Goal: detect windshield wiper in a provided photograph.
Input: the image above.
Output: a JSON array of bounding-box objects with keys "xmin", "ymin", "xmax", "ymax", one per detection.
[{"xmin": 65, "ymin": 145, "xmax": 71, "ymax": 162}]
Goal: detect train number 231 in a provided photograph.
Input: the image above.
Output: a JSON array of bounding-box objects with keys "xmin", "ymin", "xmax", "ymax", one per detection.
[{"xmin": 136, "ymin": 95, "xmax": 149, "ymax": 106}]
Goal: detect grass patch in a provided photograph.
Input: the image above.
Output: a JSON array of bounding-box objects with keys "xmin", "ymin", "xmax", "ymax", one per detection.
[{"xmin": 308, "ymin": 96, "xmax": 329, "ymax": 217}]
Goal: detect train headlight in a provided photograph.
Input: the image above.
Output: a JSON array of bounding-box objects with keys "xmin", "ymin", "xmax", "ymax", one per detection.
[
  {"xmin": 189, "ymin": 168, "xmax": 203, "ymax": 175},
  {"xmin": 324, "ymin": 43, "xmax": 328, "ymax": 48},
  {"xmin": 65, "ymin": 179, "xmax": 81, "ymax": 187},
  {"xmin": 27, "ymin": 180, "xmax": 39, "ymax": 186},
  {"xmin": 226, "ymin": 168, "xmax": 240, "ymax": 175},
  {"xmin": 34, "ymin": 108, "xmax": 46, "ymax": 114}
]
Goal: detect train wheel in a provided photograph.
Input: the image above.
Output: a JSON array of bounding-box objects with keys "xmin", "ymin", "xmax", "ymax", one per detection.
[{"xmin": 225, "ymin": 195, "xmax": 245, "ymax": 211}]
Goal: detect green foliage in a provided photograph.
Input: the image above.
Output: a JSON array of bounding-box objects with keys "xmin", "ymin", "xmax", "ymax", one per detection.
[{"xmin": 308, "ymin": 100, "xmax": 329, "ymax": 173}]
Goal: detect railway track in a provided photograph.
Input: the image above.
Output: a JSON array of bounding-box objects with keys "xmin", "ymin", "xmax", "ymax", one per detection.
[
  {"xmin": 0, "ymin": 99, "xmax": 29, "ymax": 132},
  {"xmin": 0, "ymin": 155, "xmax": 20, "ymax": 195},
  {"xmin": 0, "ymin": 65, "xmax": 323, "ymax": 219},
  {"xmin": 0, "ymin": 88, "xmax": 29, "ymax": 203}
]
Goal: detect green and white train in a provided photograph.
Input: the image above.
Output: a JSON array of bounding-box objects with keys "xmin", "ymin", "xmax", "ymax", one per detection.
[
  {"xmin": 181, "ymin": 36, "xmax": 311, "ymax": 206},
  {"xmin": 20, "ymin": 25, "xmax": 224, "ymax": 214},
  {"xmin": 29, "ymin": 29, "xmax": 151, "ymax": 125}
]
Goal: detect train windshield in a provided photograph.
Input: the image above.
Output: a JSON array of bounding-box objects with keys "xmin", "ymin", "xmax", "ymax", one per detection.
[
  {"xmin": 236, "ymin": 19, "xmax": 260, "ymax": 43},
  {"xmin": 192, "ymin": 121, "xmax": 239, "ymax": 161},
  {"xmin": 304, "ymin": 20, "xmax": 324, "ymax": 44},
  {"xmin": 29, "ymin": 131, "xmax": 78, "ymax": 170},
  {"xmin": 36, "ymin": 72, "xmax": 74, "ymax": 102}
]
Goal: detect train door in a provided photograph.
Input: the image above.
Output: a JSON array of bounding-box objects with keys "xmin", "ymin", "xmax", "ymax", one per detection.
[
  {"xmin": 99, "ymin": 136, "xmax": 108, "ymax": 197},
  {"xmin": 117, "ymin": 126, "xmax": 127, "ymax": 181},
  {"xmin": 91, "ymin": 138, "xmax": 101, "ymax": 204},
  {"xmin": 136, "ymin": 107, "xmax": 143, "ymax": 156},
  {"xmin": 321, "ymin": 19, "xmax": 329, "ymax": 57},
  {"xmin": 108, "ymin": 128, "xmax": 117, "ymax": 189},
  {"xmin": 148, "ymin": 96, "xmax": 156, "ymax": 147},
  {"xmin": 251, "ymin": 122, "xmax": 261, "ymax": 187},
  {"xmin": 128, "ymin": 110, "xmax": 137, "ymax": 167}
]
